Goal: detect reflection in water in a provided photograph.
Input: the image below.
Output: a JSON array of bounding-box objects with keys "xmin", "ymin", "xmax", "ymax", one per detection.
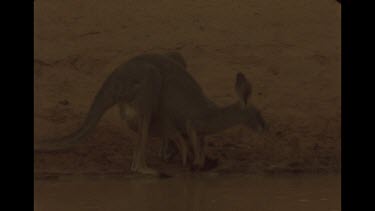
[{"xmin": 34, "ymin": 175, "xmax": 340, "ymax": 211}]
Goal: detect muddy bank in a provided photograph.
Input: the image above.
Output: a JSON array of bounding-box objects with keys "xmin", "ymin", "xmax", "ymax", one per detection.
[{"xmin": 35, "ymin": 175, "xmax": 341, "ymax": 211}]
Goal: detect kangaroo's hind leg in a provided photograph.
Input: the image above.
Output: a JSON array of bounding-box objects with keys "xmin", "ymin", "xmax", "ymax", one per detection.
[
  {"xmin": 118, "ymin": 102, "xmax": 156, "ymax": 174},
  {"xmin": 120, "ymin": 66, "xmax": 165, "ymax": 177},
  {"xmin": 130, "ymin": 114, "xmax": 160, "ymax": 175}
]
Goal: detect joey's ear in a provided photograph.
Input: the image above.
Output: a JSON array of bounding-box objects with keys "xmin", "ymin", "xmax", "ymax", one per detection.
[
  {"xmin": 166, "ymin": 51, "xmax": 187, "ymax": 68},
  {"xmin": 235, "ymin": 72, "xmax": 252, "ymax": 108}
]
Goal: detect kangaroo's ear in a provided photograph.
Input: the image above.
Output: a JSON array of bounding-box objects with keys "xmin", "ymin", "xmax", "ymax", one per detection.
[{"xmin": 235, "ymin": 72, "xmax": 252, "ymax": 108}]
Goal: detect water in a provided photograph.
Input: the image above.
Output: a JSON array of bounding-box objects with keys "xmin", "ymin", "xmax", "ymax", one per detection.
[{"xmin": 34, "ymin": 174, "xmax": 340, "ymax": 211}]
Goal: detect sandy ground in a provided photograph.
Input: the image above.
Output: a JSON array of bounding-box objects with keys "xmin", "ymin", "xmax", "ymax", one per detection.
[{"xmin": 34, "ymin": 0, "xmax": 341, "ymax": 178}]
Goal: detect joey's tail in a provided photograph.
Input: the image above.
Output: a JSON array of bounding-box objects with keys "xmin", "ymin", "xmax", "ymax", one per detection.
[{"xmin": 35, "ymin": 79, "xmax": 118, "ymax": 152}]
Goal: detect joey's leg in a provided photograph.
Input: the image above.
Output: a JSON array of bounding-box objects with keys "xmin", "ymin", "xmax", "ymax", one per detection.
[
  {"xmin": 198, "ymin": 136, "xmax": 206, "ymax": 167},
  {"xmin": 160, "ymin": 138, "xmax": 178, "ymax": 162},
  {"xmin": 159, "ymin": 138, "xmax": 167, "ymax": 159}
]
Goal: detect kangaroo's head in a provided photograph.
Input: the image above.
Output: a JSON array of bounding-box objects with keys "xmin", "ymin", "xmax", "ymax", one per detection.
[{"xmin": 235, "ymin": 72, "xmax": 268, "ymax": 132}]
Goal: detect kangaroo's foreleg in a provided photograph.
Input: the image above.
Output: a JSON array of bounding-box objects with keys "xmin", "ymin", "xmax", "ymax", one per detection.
[
  {"xmin": 187, "ymin": 121, "xmax": 204, "ymax": 170},
  {"xmin": 173, "ymin": 133, "xmax": 188, "ymax": 166}
]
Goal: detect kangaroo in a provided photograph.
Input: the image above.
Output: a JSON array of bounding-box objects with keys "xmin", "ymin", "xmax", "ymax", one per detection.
[
  {"xmin": 35, "ymin": 52, "xmax": 267, "ymax": 177},
  {"xmin": 35, "ymin": 52, "xmax": 190, "ymax": 176},
  {"xmin": 157, "ymin": 53, "xmax": 266, "ymax": 168}
]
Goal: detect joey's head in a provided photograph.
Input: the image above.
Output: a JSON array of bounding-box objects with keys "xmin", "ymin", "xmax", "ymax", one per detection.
[
  {"xmin": 234, "ymin": 72, "xmax": 268, "ymax": 132},
  {"xmin": 165, "ymin": 51, "xmax": 187, "ymax": 68}
]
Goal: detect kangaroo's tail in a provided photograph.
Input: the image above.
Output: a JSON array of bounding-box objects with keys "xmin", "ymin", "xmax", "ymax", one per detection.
[{"xmin": 35, "ymin": 78, "xmax": 118, "ymax": 152}]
